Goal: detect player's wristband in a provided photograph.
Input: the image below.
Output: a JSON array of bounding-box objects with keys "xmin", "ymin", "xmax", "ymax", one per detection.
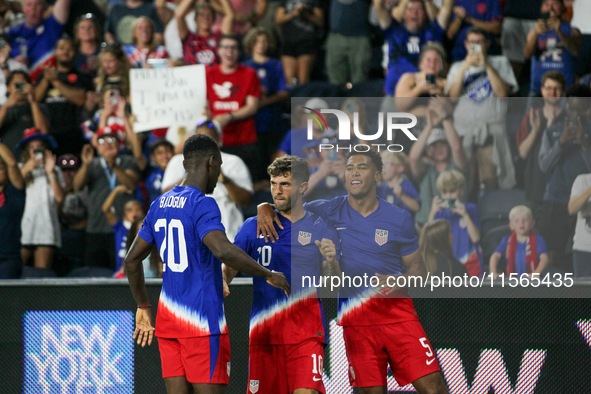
[{"xmin": 137, "ymin": 305, "xmax": 152, "ymax": 309}]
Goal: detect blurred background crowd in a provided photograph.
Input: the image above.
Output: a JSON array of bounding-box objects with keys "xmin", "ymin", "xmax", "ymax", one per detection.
[{"xmin": 1, "ymin": 0, "xmax": 591, "ymax": 280}]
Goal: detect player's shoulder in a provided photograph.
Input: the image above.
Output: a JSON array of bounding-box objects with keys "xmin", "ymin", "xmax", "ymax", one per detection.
[{"xmin": 240, "ymin": 216, "xmax": 259, "ymax": 233}]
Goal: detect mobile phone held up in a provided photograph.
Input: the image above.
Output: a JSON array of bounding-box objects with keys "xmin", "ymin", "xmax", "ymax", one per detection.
[
  {"xmin": 110, "ymin": 90, "xmax": 120, "ymax": 106},
  {"xmin": 15, "ymin": 82, "xmax": 25, "ymax": 91},
  {"xmin": 426, "ymin": 74, "xmax": 436, "ymax": 84},
  {"xmin": 469, "ymin": 43, "xmax": 482, "ymax": 53}
]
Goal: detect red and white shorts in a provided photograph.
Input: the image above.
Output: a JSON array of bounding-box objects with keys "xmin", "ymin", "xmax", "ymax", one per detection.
[
  {"xmin": 158, "ymin": 335, "xmax": 231, "ymax": 384},
  {"xmin": 247, "ymin": 339, "xmax": 326, "ymax": 394},
  {"xmin": 343, "ymin": 321, "xmax": 440, "ymax": 387}
]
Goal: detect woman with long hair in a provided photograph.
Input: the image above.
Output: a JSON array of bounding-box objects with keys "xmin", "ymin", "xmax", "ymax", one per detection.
[
  {"xmin": 95, "ymin": 43, "xmax": 131, "ymax": 99},
  {"xmin": 419, "ymin": 219, "xmax": 467, "ymax": 277},
  {"xmin": 124, "ymin": 16, "xmax": 170, "ymax": 69}
]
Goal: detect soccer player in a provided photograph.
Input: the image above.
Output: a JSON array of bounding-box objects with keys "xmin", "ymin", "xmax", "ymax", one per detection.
[
  {"xmin": 224, "ymin": 155, "xmax": 340, "ymax": 394},
  {"xmin": 258, "ymin": 150, "xmax": 449, "ymax": 394},
  {"xmin": 124, "ymin": 134, "xmax": 290, "ymax": 394}
]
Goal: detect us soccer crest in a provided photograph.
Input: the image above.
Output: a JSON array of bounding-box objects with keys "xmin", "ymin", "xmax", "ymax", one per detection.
[
  {"xmin": 249, "ymin": 380, "xmax": 259, "ymax": 393},
  {"xmin": 375, "ymin": 229, "xmax": 388, "ymax": 246},
  {"xmin": 298, "ymin": 231, "xmax": 312, "ymax": 245}
]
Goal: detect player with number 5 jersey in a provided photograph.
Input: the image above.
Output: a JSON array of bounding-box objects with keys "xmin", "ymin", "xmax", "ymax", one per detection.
[
  {"xmin": 125, "ymin": 134, "xmax": 290, "ymax": 394},
  {"xmin": 225, "ymin": 155, "xmax": 341, "ymax": 394}
]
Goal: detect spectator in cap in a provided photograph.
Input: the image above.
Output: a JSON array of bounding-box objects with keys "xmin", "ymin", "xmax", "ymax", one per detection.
[
  {"xmin": 74, "ymin": 13, "xmax": 102, "ymax": 80},
  {"xmin": 162, "ymin": 120, "xmax": 252, "ymax": 242},
  {"xmin": 0, "ymin": 70, "xmax": 49, "ymax": 152},
  {"xmin": 17, "ymin": 127, "xmax": 64, "ymax": 270},
  {"xmin": 54, "ymin": 153, "xmax": 88, "ymax": 276},
  {"xmin": 409, "ymin": 98, "xmax": 467, "ymax": 226},
  {"xmin": 73, "ymin": 127, "xmax": 140, "ymax": 269},
  {"xmin": 0, "ymin": 140, "xmax": 25, "ymax": 278},
  {"xmin": 136, "ymin": 138, "xmax": 173, "ymax": 208}
]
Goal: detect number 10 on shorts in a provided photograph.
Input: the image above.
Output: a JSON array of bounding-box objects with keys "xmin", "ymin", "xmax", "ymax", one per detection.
[{"xmin": 311, "ymin": 354, "xmax": 323, "ymax": 374}]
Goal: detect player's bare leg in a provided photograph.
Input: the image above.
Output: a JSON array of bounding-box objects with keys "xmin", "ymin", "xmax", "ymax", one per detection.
[
  {"xmin": 359, "ymin": 386, "xmax": 387, "ymax": 394},
  {"xmin": 191, "ymin": 383, "xmax": 227, "ymax": 394},
  {"xmin": 412, "ymin": 372, "xmax": 449, "ymax": 394},
  {"xmin": 164, "ymin": 376, "xmax": 192, "ymax": 394},
  {"xmin": 293, "ymin": 389, "xmax": 321, "ymax": 394}
]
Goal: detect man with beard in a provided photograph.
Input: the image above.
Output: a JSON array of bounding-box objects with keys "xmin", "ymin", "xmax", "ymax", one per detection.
[
  {"xmin": 34, "ymin": 37, "xmax": 94, "ymax": 156},
  {"xmin": 225, "ymin": 155, "xmax": 340, "ymax": 394},
  {"xmin": 124, "ymin": 134, "xmax": 290, "ymax": 394},
  {"xmin": 258, "ymin": 150, "xmax": 449, "ymax": 394}
]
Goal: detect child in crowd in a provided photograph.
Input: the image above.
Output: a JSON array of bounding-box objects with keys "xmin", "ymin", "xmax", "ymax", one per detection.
[
  {"xmin": 420, "ymin": 219, "xmax": 468, "ymax": 277},
  {"xmin": 428, "ymin": 169, "xmax": 482, "ymax": 276},
  {"xmin": 489, "ymin": 205, "xmax": 549, "ymax": 278},
  {"xmin": 102, "ymin": 185, "xmax": 145, "ymax": 277},
  {"xmin": 377, "ymin": 151, "xmax": 420, "ymax": 215}
]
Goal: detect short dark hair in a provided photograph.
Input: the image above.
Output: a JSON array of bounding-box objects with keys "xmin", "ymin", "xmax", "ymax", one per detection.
[
  {"xmin": 149, "ymin": 139, "xmax": 174, "ymax": 155},
  {"xmin": 220, "ymin": 34, "xmax": 241, "ymax": 49},
  {"xmin": 183, "ymin": 134, "xmax": 219, "ymax": 162},
  {"xmin": 565, "ymin": 84, "xmax": 591, "ymax": 98},
  {"xmin": 466, "ymin": 26, "xmax": 488, "ymax": 41},
  {"xmin": 7, "ymin": 70, "xmax": 30, "ymax": 85},
  {"xmin": 541, "ymin": 70, "xmax": 566, "ymax": 89},
  {"xmin": 345, "ymin": 150, "xmax": 383, "ymax": 173},
  {"xmin": 267, "ymin": 155, "xmax": 310, "ymax": 184}
]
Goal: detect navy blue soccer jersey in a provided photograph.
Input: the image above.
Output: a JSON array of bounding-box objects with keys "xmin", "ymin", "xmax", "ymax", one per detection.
[
  {"xmin": 305, "ymin": 196, "xmax": 420, "ymax": 327},
  {"xmin": 234, "ymin": 210, "xmax": 340, "ymax": 345},
  {"xmin": 138, "ymin": 185, "xmax": 227, "ymax": 338}
]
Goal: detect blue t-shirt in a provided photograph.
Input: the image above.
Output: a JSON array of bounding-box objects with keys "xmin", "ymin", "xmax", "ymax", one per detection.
[
  {"xmin": 531, "ymin": 22, "xmax": 576, "ymax": 93},
  {"xmin": 376, "ymin": 178, "xmax": 421, "ymax": 215},
  {"xmin": 8, "ymin": 15, "xmax": 63, "ymax": 71},
  {"xmin": 305, "ymin": 197, "xmax": 419, "ymax": 326},
  {"xmin": 450, "ymin": 0, "xmax": 502, "ymax": 62},
  {"xmin": 243, "ymin": 58, "xmax": 288, "ymax": 134},
  {"xmin": 144, "ymin": 166, "xmax": 164, "ymax": 206},
  {"xmin": 112, "ymin": 220, "xmax": 129, "ymax": 272},
  {"xmin": 234, "ymin": 211, "xmax": 339, "ymax": 345},
  {"xmin": 383, "ymin": 19, "xmax": 445, "ymax": 94},
  {"xmin": 138, "ymin": 185, "xmax": 227, "ymax": 338},
  {"xmin": 494, "ymin": 234, "xmax": 548, "ymax": 276},
  {"xmin": 0, "ymin": 184, "xmax": 25, "ymax": 259}
]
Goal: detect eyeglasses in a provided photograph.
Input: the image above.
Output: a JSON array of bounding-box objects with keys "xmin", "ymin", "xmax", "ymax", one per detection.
[{"xmin": 98, "ymin": 136, "xmax": 117, "ymax": 144}]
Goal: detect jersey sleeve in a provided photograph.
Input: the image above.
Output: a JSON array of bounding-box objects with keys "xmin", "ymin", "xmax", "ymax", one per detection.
[
  {"xmin": 138, "ymin": 213, "xmax": 155, "ymax": 244},
  {"xmin": 194, "ymin": 197, "xmax": 226, "ymax": 241},
  {"xmin": 399, "ymin": 212, "xmax": 419, "ymax": 257},
  {"xmin": 494, "ymin": 235, "xmax": 509, "ymax": 255},
  {"xmin": 304, "ymin": 198, "xmax": 339, "ymax": 222}
]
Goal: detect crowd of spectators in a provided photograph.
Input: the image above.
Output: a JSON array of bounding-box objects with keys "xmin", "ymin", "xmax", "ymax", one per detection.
[{"xmin": 0, "ymin": 0, "xmax": 591, "ymax": 280}]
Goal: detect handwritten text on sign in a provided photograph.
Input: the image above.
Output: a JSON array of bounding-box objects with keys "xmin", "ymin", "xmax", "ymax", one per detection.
[{"xmin": 130, "ymin": 65, "xmax": 206, "ymax": 132}]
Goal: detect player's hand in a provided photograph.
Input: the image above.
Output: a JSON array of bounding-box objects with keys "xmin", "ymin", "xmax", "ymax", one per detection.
[
  {"xmin": 315, "ymin": 239, "xmax": 337, "ymax": 265},
  {"xmin": 267, "ymin": 270, "xmax": 290, "ymax": 297},
  {"xmin": 374, "ymin": 273, "xmax": 400, "ymax": 295},
  {"xmin": 133, "ymin": 308, "xmax": 155, "ymax": 347},
  {"xmin": 257, "ymin": 203, "xmax": 282, "ymax": 243},
  {"xmin": 223, "ymin": 279, "xmax": 230, "ymax": 297}
]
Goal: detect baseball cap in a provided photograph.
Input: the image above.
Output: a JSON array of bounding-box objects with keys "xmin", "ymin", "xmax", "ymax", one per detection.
[
  {"xmin": 16, "ymin": 127, "xmax": 58, "ymax": 151},
  {"xmin": 426, "ymin": 128, "xmax": 448, "ymax": 147},
  {"xmin": 96, "ymin": 124, "xmax": 124, "ymax": 141}
]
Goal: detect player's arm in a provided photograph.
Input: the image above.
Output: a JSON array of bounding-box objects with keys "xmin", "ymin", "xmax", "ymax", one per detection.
[
  {"xmin": 222, "ymin": 263, "xmax": 238, "ymax": 284},
  {"xmin": 204, "ymin": 230, "xmax": 290, "ymax": 296},
  {"xmin": 124, "ymin": 235, "xmax": 155, "ymax": 347},
  {"xmin": 316, "ymin": 238, "xmax": 341, "ymax": 293},
  {"xmin": 375, "ymin": 249, "xmax": 427, "ymax": 294}
]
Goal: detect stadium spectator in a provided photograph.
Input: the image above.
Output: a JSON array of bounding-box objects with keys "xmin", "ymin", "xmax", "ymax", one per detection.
[
  {"xmin": 447, "ymin": 26, "xmax": 517, "ymax": 193},
  {"xmin": 124, "ymin": 16, "xmax": 170, "ymax": 69},
  {"xmin": 419, "ymin": 219, "xmax": 468, "ymax": 277},
  {"xmin": 74, "ymin": 131, "xmax": 140, "ymax": 270},
  {"xmin": 325, "ymin": 0, "xmax": 372, "ymax": 88},
  {"xmin": 162, "ymin": 120, "xmax": 253, "ymax": 242},
  {"xmin": 524, "ymin": 0, "xmax": 580, "ymax": 96},
  {"xmin": 34, "ymin": 38, "xmax": 94, "ymax": 156},
  {"xmin": 0, "ymin": 70, "xmax": 49, "ymax": 152},
  {"xmin": 212, "ymin": 0, "xmax": 265, "ymax": 35},
  {"xmin": 373, "ymin": 0, "xmax": 453, "ymax": 96},
  {"xmin": 0, "ymin": 34, "xmax": 28, "ymax": 107},
  {"xmin": 95, "ymin": 43, "xmax": 130, "ymax": 99},
  {"xmin": 18, "ymin": 128, "xmax": 63, "ymax": 270},
  {"xmin": 243, "ymin": 27, "xmax": 288, "ymax": 169},
  {"xmin": 0, "ymin": 0, "xmax": 24, "ymax": 34},
  {"xmin": 568, "ymin": 173, "xmax": 591, "ymax": 278},
  {"xmin": 446, "ymin": 0, "xmax": 502, "ymax": 63},
  {"xmin": 102, "ymin": 184, "xmax": 144, "ymax": 276},
  {"xmin": 489, "ymin": 205, "xmax": 549, "ymax": 278},
  {"xmin": 409, "ymin": 98, "xmax": 467, "ymax": 226},
  {"xmin": 206, "ymin": 34, "xmax": 261, "ymax": 180},
  {"xmin": 74, "ymin": 13, "xmax": 101, "ymax": 79},
  {"xmin": 176, "ymin": 0, "xmax": 234, "ymax": 66},
  {"xmin": 0, "ymin": 141, "xmax": 25, "ymax": 279},
  {"xmin": 572, "ymin": 0, "xmax": 591, "ymax": 77},
  {"xmin": 429, "ymin": 169, "xmax": 482, "ymax": 276},
  {"xmin": 104, "ymin": 0, "xmax": 164, "ymax": 46},
  {"xmin": 275, "ymin": 0, "xmax": 324, "ymax": 86},
  {"xmin": 304, "ymin": 146, "xmax": 347, "ymax": 203},
  {"xmin": 139, "ymin": 138, "xmax": 173, "ymax": 207},
  {"xmin": 501, "ymin": 0, "xmax": 542, "ymax": 81},
  {"xmin": 538, "ymin": 84, "xmax": 591, "ymax": 273},
  {"xmin": 516, "ymin": 70, "xmax": 565, "ymax": 221},
  {"xmin": 378, "ymin": 151, "xmax": 420, "ymax": 215},
  {"xmin": 55, "ymin": 153, "xmax": 87, "ymax": 276},
  {"xmin": 7, "ymin": 0, "xmax": 71, "ymax": 82}
]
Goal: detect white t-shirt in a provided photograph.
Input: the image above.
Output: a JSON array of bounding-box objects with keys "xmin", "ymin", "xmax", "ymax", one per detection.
[
  {"xmin": 571, "ymin": 173, "xmax": 591, "ymax": 253},
  {"xmin": 164, "ymin": 10, "xmax": 198, "ymax": 60},
  {"xmin": 446, "ymin": 56, "xmax": 518, "ymax": 126},
  {"xmin": 572, "ymin": 0, "xmax": 591, "ymax": 35},
  {"xmin": 161, "ymin": 152, "xmax": 253, "ymax": 242}
]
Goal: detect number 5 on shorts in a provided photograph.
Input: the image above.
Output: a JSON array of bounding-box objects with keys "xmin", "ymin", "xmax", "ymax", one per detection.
[{"xmin": 419, "ymin": 337, "xmax": 433, "ymax": 357}]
